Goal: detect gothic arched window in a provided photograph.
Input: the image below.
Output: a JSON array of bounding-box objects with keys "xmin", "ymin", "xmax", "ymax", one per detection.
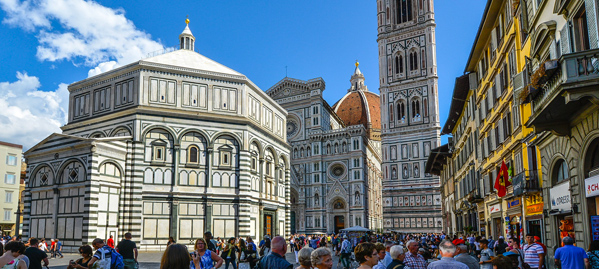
[
  {"xmin": 409, "ymin": 52, "xmax": 414, "ymax": 71},
  {"xmin": 412, "ymin": 52, "xmax": 418, "ymax": 70},
  {"xmin": 396, "ymin": 0, "xmax": 413, "ymax": 24},
  {"xmin": 397, "ymin": 102, "xmax": 405, "ymax": 119},
  {"xmin": 395, "ymin": 56, "xmax": 400, "ymax": 74},
  {"xmin": 399, "ymin": 55, "xmax": 404, "ymax": 73}
]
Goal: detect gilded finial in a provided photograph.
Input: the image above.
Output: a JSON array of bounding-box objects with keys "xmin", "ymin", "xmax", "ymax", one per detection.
[
  {"xmin": 355, "ymin": 60, "xmax": 359, "ymax": 67},
  {"xmin": 185, "ymin": 15, "xmax": 189, "ymax": 25}
]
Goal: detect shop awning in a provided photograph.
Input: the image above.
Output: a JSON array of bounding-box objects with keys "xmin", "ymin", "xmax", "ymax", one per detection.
[{"xmin": 341, "ymin": 226, "xmax": 371, "ymax": 232}]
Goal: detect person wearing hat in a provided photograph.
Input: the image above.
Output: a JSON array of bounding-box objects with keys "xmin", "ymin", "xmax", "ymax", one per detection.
[
  {"xmin": 503, "ymin": 252, "xmax": 522, "ymax": 269},
  {"xmin": 533, "ymin": 236, "xmax": 547, "ymax": 255},
  {"xmin": 554, "ymin": 237, "xmax": 588, "ymax": 269},
  {"xmin": 453, "ymin": 239, "xmax": 478, "ymax": 269},
  {"xmin": 339, "ymin": 236, "xmax": 352, "ymax": 269}
]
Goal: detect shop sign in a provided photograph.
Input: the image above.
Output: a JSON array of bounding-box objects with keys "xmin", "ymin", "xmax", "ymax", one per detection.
[
  {"xmin": 585, "ymin": 175, "xmax": 599, "ymax": 198},
  {"xmin": 507, "ymin": 198, "xmax": 521, "ymax": 209},
  {"xmin": 526, "ymin": 204, "xmax": 543, "ymax": 215},
  {"xmin": 550, "ymin": 181, "xmax": 571, "ymax": 211},
  {"xmin": 592, "ymin": 216, "xmax": 599, "ymax": 241},
  {"xmin": 489, "ymin": 204, "xmax": 501, "ymax": 214}
]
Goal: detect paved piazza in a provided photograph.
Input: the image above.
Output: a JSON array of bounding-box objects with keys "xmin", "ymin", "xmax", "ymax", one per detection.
[{"xmin": 45, "ymin": 251, "xmax": 346, "ymax": 269}]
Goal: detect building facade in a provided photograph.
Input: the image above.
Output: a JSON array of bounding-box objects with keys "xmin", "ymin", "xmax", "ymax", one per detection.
[
  {"xmin": 426, "ymin": 0, "xmax": 544, "ymax": 240},
  {"xmin": 524, "ymin": 0, "xmax": 599, "ymax": 261},
  {"xmin": 0, "ymin": 141, "xmax": 23, "ymax": 235},
  {"xmin": 377, "ymin": 0, "xmax": 443, "ymax": 232},
  {"xmin": 427, "ymin": 0, "xmax": 599, "ymax": 266},
  {"xmin": 23, "ymin": 22, "xmax": 290, "ymax": 250},
  {"xmin": 267, "ymin": 64, "xmax": 383, "ymax": 234}
]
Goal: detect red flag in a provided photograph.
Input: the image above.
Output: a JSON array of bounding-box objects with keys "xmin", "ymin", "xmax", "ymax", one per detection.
[{"xmin": 494, "ymin": 160, "xmax": 511, "ymax": 197}]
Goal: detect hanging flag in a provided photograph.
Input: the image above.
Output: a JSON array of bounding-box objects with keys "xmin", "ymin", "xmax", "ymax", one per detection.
[{"xmin": 494, "ymin": 160, "xmax": 511, "ymax": 197}]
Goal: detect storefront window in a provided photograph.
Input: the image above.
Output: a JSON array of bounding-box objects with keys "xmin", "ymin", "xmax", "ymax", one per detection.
[{"xmin": 557, "ymin": 215, "xmax": 575, "ymax": 246}]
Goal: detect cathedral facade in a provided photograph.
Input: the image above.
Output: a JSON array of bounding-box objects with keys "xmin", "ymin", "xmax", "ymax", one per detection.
[
  {"xmin": 377, "ymin": 0, "xmax": 443, "ymax": 232},
  {"xmin": 22, "ymin": 23, "xmax": 290, "ymax": 250},
  {"xmin": 267, "ymin": 64, "xmax": 383, "ymax": 234}
]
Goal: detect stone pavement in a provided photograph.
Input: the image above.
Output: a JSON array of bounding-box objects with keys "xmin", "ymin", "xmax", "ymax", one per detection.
[{"xmin": 44, "ymin": 250, "xmax": 349, "ymax": 269}]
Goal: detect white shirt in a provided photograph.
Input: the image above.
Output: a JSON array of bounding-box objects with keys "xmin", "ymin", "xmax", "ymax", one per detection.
[
  {"xmin": 373, "ymin": 260, "xmax": 386, "ymax": 269},
  {"xmin": 38, "ymin": 242, "xmax": 48, "ymax": 252}
]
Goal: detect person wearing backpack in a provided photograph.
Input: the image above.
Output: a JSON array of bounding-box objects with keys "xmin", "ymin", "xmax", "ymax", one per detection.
[
  {"xmin": 89, "ymin": 238, "xmax": 125, "ymax": 269},
  {"xmin": 115, "ymin": 233, "xmax": 138, "ymax": 269},
  {"xmin": 339, "ymin": 236, "xmax": 352, "ymax": 269}
]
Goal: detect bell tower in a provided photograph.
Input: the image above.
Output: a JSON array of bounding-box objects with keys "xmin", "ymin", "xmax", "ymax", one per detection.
[{"xmin": 377, "ymin": 0, "xmax": 443, "ymax": 232}]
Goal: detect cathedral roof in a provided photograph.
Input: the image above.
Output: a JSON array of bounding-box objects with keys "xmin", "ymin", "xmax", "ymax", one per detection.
[
  {"xmin": 332, "ymin": 62, "xmax": 381, "ymax": 135},
  {"xmin": 141, "ymin": 49, "xmax": 243, "ymax": 77},
  {"xmin": 332, "ymin": 90, "xmax": 381, "ymax": 132}
]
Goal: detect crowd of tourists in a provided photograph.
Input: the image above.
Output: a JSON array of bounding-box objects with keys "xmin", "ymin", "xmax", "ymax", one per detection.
[
  {"xmin": 160, "ymin": 231, "xmax": 599, "ymax": 269},
  {"xmin": 0, "ymin": 231, "xmax": 598, "ymax": 268},
  {"xmin": 0, "ymin": 233, "xmax": 138, "ymax": 269}
]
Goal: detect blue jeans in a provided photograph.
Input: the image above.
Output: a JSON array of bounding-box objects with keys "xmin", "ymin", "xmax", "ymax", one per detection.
[
  {"xmin": 55, "ymin": 250, "xmax": 63, "ymax": 258},
  {"xmin": 224, "ymin": 258, "xmax": 236, "ymax": 269}
]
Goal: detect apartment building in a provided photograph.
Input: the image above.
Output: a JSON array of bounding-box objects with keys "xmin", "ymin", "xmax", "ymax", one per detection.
[{"xmin": 0, "ymin": 141, "xmax": 23, "ymax": 236}]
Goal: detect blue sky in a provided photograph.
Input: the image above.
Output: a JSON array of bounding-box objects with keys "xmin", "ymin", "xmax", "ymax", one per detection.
[{"xmin": 0, "ymin": 0, "xmax": 486, "ymax": 149}]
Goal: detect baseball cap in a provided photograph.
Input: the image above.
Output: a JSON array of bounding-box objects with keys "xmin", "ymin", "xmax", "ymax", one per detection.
[
  {"xmin": 452, "ymin": 239, "xmax": 465, "ymax": 245},
  {"xmin": 499, "ymin": 236, "xmax": 504, "ymax": 239},
  {"xmin": 504, "ymin": 251, "xmax": 519, "ymax": 256}
]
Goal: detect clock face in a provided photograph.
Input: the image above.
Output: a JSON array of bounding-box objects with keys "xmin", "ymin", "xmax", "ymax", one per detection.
[{"xmin": 287, "ymin": 121, "xmax": 298, "ymax": 137}]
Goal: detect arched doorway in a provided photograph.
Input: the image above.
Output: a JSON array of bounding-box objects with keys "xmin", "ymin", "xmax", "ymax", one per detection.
[{"xmin": 330, "ymin": 198, "xmax": 347, "ymax": 233}]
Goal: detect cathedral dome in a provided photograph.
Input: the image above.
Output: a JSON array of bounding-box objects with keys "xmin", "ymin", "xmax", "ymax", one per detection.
[
  {"xmin": 332, "ymin": 91, "xmax": 381, "ymax": 131},
  {"xmin": 332, "ymin": 62, "xmax": 381, "ymax": 140}
]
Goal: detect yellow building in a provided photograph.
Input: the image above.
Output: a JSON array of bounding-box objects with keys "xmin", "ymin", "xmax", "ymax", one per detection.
[
  {"xmin": 427, "ymin": 0, "xmax": 544, "ymax": 239},
  {"xmin": 0, "ymin": 141, "xmax": 23, "ymax": 236}
]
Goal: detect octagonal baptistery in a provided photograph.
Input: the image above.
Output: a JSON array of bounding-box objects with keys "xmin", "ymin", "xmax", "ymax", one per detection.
[{"xmin": 23, "ymin": 21, "xmax": 290, "ymax": 251}]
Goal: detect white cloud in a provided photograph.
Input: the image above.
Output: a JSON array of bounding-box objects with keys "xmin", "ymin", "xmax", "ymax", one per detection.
[
  {"xmin": 87, "ymin": 60, "xmax": 118, "ymax": 77},
  {"xmin": 0, "ymin": 0, "xmax": 164, "ymax": 76},
  {"xmin": 0, "ymin": 72, "xmax": 69, "ymax": 149}
]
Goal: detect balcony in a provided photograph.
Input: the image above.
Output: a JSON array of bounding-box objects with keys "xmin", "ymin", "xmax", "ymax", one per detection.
[
  {"xmin": 512, "ymin": 171, "xmax": 542, "ymax": 196},
  {"xmin": 526, "ymin": 49, "xmax": 599, "ymax": 135}
]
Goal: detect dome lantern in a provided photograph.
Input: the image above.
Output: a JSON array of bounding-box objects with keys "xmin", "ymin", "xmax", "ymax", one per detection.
[{"xmin": 179, "ymin": 16, "xmax": 195, "ymax": 51}]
